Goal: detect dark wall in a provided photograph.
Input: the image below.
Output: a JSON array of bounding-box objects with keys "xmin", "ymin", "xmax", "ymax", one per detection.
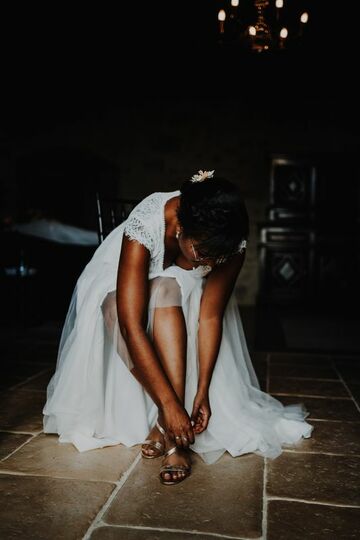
[{"xmin": 1, "ymin": 2, "xmax": 359, "ymax": 317}]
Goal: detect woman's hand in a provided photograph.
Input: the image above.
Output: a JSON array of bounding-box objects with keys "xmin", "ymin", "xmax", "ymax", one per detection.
[
  {"xmin": 191, "ymin": 389, "xmax": 212, "ymax": 434},
  {"xmin": 158, "ymin": 401, "xmax": 195, "ymax": 449}
]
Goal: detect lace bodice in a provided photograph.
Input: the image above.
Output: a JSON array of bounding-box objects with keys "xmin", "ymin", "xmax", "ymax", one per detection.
[{"xmin": 123, "ymin": 191, "xmax": 212, "ymax": 279}]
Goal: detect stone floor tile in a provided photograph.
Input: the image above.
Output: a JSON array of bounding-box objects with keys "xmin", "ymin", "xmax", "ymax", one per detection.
[
  {"xmin": 267, "ymin": 500, "xmax": 360, "ymax": 540},
  {"xmin": 0, "ymin": 433, "xmax": 140, "ymax": 482},
  {"xmin": 333, "ymin": 355, "xmax": 360, "ymax": 366},
  {"xmin": 336, "ymin": 366, "xmax": 360, "ymax": 384},
  {"xmin": 269, "ymin": 353, "xmax": 332, "ymax": 365},
  {"xmin": 0, "ymin": 365, "xmax": 48, "ymax": 391},
  {"xmin": 104, "ymin": 452, "xmax": 264, "ymax": 538},
  {"xmin": 0, "ymin": 374, "xmax": 26, "ymax": 391},
  {"xmin": 0, "ymin": 389, "xmax": 45, "ymax": 432},
  {"xmin": 346, "ymin": 383, "xmax": 360, "ymax": 404},
  {"xmin": 14, "ymin": 370, "xmax": 54, "ymax": 391},
  {"xmin": 0, "ymin": 340, "xmax": 58, "ymax": 365},
  {"xmin": 0, "ymin": 473, "xmax": 114, "ymax": 540},
  {"xmin": 91, "ymin": 526, "xmax": 225, "ymax": 539},
  {"xmin": 0, "ymin": 432, "xmax": 33, "ymax": 460},
  {"xmin": 274, "ymin": 395, "xmax": 360, "ymax": 421},
  {"xmin": 251, "ymin": 351, "xmax": 269, "ymax": 364},
  {"xmin": 269, "ymin": 363, "xmax": 338, "ymax": 380},
  {"xmin": 283, "ymin": 420, "xmax": 360, "ymax": 455},
  {"xmin": 1, "ymin": 361, "xmax": 47, "ymax": 378},
  {"xmin": 267, "ymin": 452, "xmax": 360, "ymax": 505},
  {"xmin": 269, "ymin": 378, "xmax": 348, "ymax": 398}
]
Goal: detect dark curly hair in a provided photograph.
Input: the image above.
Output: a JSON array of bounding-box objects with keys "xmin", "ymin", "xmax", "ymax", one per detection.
[{"xmin": 177, "ymin": 176, "xmax": 249, "ymax": 260}]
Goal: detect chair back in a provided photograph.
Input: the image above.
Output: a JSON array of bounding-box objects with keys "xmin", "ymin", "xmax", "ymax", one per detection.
[{"xmin": 96, "ymin": 192, "xmax": 139, "ymax": 244}]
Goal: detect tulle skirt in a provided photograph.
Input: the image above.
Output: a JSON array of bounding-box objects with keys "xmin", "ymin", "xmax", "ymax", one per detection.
[{"xmin": 43, "ymin": 225, "xmax": 313, "ymax": 464}]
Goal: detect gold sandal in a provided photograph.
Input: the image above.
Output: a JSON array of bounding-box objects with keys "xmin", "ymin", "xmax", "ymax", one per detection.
[
  {"xmin": 159, "ymin": 446, "xmax": 192, "ymax": 485},
  {"xmin": 141, "ymin": 421, "xmax": 166, "ymax": 459}
]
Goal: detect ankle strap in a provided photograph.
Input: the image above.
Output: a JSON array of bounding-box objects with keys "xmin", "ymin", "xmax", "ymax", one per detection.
[{"xmin": 156, "ymin": 421, "xmax": 166, "ymax": 436}]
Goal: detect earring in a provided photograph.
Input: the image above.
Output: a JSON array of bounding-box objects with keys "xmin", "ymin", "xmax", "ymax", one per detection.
[{"xmin": 176, "ymin": 230, "xmax": 180, "ymax": 239}]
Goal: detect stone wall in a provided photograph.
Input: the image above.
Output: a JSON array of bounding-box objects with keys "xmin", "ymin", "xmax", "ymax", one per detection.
[{"xmin": 4, "ymin": 97, "xmax": 359, "ymax": 305}]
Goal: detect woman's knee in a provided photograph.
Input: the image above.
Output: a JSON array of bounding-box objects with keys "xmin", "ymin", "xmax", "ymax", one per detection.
[{"xmin": 149, "ymin": 277, "xmax": 182, "ymax": 309}]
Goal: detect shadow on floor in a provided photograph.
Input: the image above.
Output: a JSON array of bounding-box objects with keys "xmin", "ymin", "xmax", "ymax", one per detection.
[
  {"xmin": 0, "ymin": 321, "xmax": 359, "ymax": 539},
  {"xmin": 254, "ymin": 303, "xmax": 360, "ymax": 356}
]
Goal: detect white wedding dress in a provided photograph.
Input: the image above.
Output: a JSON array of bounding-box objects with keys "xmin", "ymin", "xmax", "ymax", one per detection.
[{"xmin": 43, "ymin": 190, "xmax": 313, "ymax": 464}]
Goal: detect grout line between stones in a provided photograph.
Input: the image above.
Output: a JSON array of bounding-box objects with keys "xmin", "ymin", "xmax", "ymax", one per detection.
[
  {"xmin": 333, "ymin": 365, "xmax": 360, "ymax": 413},
  {"xmin": 7, "ymin": 367, "xmax": 53, "ymax": 391},
  {"xmin": 268, "ymin": 352, "xmax": 332, "ymax": 361},
  {"xmin": 267, "ymin": 495, "xmax": 360, "ymax": 509},
  {"xmin": 4, "ymin": 388, "xmax": 46, "ymax": 394},
  {"xmin": 282, "ymin": 448, "xmax": 360, "ymax": 458},
  {"xmin": 269, "ymin": 376, "xmax": 340, "ymax": 382},
  {"xmin": 306, "ymin": 418, "xmax": 360, "ymax": 423},
  {"xmin": 271, "ymin": 393, "xmax": 351, "ymax": 400},
  {"xmin": 0, "ymin": 429, "xmax": 43, "ymax": 435},
  {"xmin": 82, "ymin": 451, "xmax": 142, "ymax": 540},
  {"xmin": 0, "ymin": 469, "xmax": 118, "ymax": 484},
  {"xmin": 91, "ymin": 523, "xmax": 260, "ymax": 540},
  {"xmin": 0, "ymin": 433, "xmax": 38, "ymax": 462}
]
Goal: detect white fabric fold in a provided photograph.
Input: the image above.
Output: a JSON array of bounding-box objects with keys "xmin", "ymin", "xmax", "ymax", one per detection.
[{"xmin": 43, "ymin": 192, "xmax": 313, "ymax": 464}]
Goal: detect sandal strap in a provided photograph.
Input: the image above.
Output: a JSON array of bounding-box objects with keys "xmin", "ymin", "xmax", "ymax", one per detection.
[
  {"xmin": 160, "ymin": 465, "xmax": 191, "ymax": 473},
  {"xmin": 156, "ymin": 421, "xmax": 166, "ymax": 436},
  {"xmin": 142, "ymin": 440, "xmax": 164, "ymax": 452},
  {"xmin": 164, "ymin": 446, "xmax": 178, "ymax": 458}
]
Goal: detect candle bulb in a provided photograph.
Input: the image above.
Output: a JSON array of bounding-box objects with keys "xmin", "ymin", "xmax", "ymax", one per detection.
[
  {"xmin": 230, "ymin": 0, "xmax": 239, "ymax": 19},
  {"xmin": 299, "ymin": 12, "xmax": 309, "ymax": 37},
  {"xmin": 275, "ymin": 0, "xmax": 283, "ymax": 22},
  {"xmin": 300, "ymin": 12, "xmax": 309, "ymax": 24},
  {"xmin": 218, "ymin": 9, "xmax": 226, "ymax": 34},
  {"xmin": 279, "ymin": 26, "xmax": 288, "ymax": 48}
]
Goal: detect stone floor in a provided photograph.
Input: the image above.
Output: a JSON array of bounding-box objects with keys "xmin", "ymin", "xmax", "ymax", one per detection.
[{"xmin": 1, "ymin": 325, "xmax": 360, "ymax": 539}]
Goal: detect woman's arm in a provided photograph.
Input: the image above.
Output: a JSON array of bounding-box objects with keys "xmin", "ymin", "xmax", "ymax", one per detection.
[
  {"xmin": 116, "ymin": 235, "xmax": 194, "ymax": 444},
  {"xmin": 197, "ymin": 251, "xmax": 245, "ymax": 391},
  {"xmin": 191, "ymin": 251, "xmax": 245, "ymax": 433}
]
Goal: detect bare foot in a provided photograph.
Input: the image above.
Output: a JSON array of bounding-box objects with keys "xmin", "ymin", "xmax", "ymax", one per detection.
[
  {"xmin": 141, "ymin": 423, "xmax": 165, "ymax": 458},
  {"xmin": 160, "ymin": 437, "xmax": 192, "ymax": 483}
]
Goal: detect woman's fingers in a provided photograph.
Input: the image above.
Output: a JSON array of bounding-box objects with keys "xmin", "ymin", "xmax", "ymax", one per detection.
[
  {"xmin": 193, "ymin": 408, "xmax": 211, "ymax": 433},
  {"xmin": 163, "ymin": 406, "xmax": 195, "ymax": 447}
]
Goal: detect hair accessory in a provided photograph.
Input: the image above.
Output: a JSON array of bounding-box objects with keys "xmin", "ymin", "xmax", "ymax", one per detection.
[
  {"xmin": 238, "ymin": 239, "xmax": 247, "ymax": 253},
  {"xmin": 190, "ymin": 170, "xmax": 215, "ymax": 183}
]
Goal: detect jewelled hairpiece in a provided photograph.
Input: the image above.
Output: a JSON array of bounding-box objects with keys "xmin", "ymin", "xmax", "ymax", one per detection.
[
  {"xmin": 238, "ymin": 239, "xmax": 247, "ymax": 253},
  {"xmin": 190, "ymin": 169, "xmax": 215, "ymax": 183},
  {"xmin": 216, "ymin": 240, "xmax": 247, "ymax": 264}
]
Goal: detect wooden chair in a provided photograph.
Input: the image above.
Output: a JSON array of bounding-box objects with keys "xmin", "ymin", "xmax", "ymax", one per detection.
[{"xmin": 95, "ymin": 192, "xmax": 139, "ymax": 244}]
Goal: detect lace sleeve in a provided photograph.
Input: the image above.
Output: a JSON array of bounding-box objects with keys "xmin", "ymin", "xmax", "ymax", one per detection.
[
  {"xmin": 123, "ymin": 215, "xmax": 154, "ymax": 252},
  {"xmin": 123, "ymin": 193, "xmax": 161, "ymax": 253}
]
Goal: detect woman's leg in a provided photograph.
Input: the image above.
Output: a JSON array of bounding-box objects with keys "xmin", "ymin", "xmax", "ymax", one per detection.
[
  {"xmin": 138, "ymin": 302, "xmax": 187, "ymax": 460},
  {"xmin": 142, "ymin": 277, "xmax": 191, "ymax": 481},
  {"xmin": 153, "ymin": 304, "xmax": 191, "ymax": 481}
]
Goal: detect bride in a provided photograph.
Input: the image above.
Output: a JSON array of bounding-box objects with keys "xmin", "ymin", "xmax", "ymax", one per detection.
[{"xmin": 43, "ymin": 169, "xmax": 313, "ymax": 486}]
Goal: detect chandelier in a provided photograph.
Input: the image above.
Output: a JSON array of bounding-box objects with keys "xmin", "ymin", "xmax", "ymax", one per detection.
[{"xmin": 217, "ymin": 0, "xmax": 310, "ymax": 53}]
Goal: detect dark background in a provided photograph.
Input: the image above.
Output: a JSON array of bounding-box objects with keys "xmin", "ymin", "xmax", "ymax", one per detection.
[{"xmin": 1, "ymin": 1, "xmax": 360, "ymax": 351}]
